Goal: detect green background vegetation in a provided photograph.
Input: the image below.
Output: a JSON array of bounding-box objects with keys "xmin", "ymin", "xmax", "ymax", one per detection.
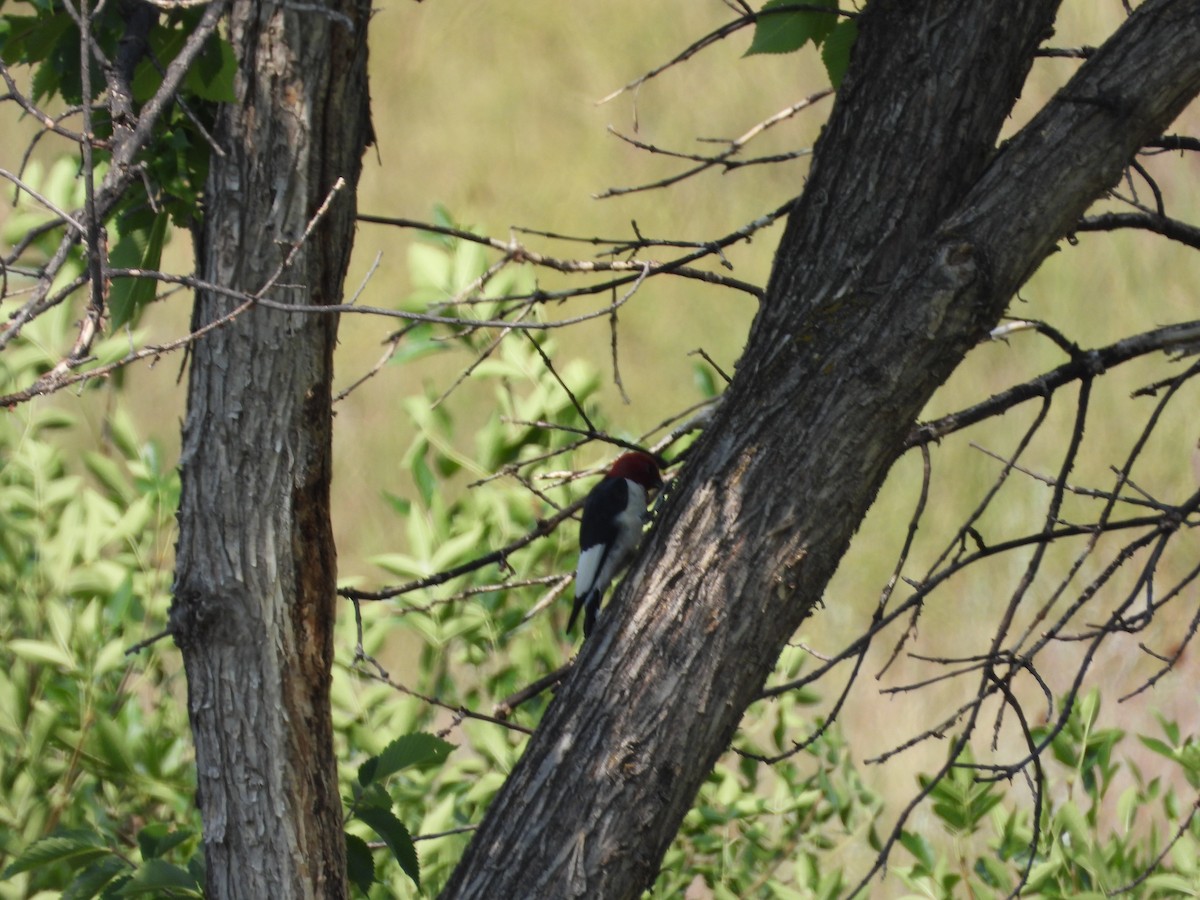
[{"xmin": 2, "ymin": 1, "xmax": 1199, "ymax": 896}]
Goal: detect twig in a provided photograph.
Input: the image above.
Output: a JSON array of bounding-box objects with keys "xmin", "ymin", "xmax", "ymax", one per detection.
[
  {"xmin": 596, "ymin": 92, "xmax": 828, "ymax": 198},
  {"xmin": 356, "ymin": 665, "xmax": 534, "ymax": 737},
  {"xmin": 1111, "ymin": 792, "xmax": 1200, "ymax": 895},
  {"xmin": 412, "ymin": 824, "xmax": 479, "ymax": 844},
  {"xmin": 523, "ymin": 331, "xmax": 596, "ymax": 432},
  {"xmin": 0, "ymin": 296, "xmax": 255, "ymax": 407},
  {"xmin": 596, "ymin": 6, "xmax": 853, "ymax": 105},
  {"xmin": 340, "ymin": 500, "xmax": 586, "ymax": 603},
  {"xmin": 0, "ymin": 168, "xmax": 86, "ymax": 231},
  {"xmin": 905, "ymin": 320, "xmax": 1200, "ymax": 448},
  {"xmin": 687, "ymin": 347, "xmax": 732, "ymax": 385},
  {"xmin": 494, "ymin": 663, "xmax": 573, "ymax": 720},
  {"xmin": 124, "ymin": 627, "xmax": 174, "ymax": 656}
]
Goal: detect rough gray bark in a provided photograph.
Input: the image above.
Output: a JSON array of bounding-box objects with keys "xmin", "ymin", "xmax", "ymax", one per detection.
[
  {"xmin": 170, "ymin": 2, "xmax": 372, "ymax": 897},
  {"xmin": 440, "ymin": 1, "xmax": 1200, "ymax": 898}
]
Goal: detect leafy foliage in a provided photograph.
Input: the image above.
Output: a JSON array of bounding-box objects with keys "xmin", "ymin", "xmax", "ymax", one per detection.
[
  {"xmin": 348, "ymin": 733, "xmax": 456, "ymax": 892},
  {"xmin": 4, "ymin": 190, "xmax": 1198, "ymax": 897},
  {"xmin": 0, "ymin": 3, "xmax": 234, "ymax": 329},
  {"xmin": 746, "ymin": 0, "xmax": 838, "ymax": 55},
  {"xmin": 658, "ymin": 726, "xmax": 879, "ymax": 898},
  {"xmin": 338, "ymin": 222, "xmax": 589, "ymax": 893},
  {"xmin": 745, "ymin": 1, "xmax": 857, "ymax": 87},
  {"xmin": 897, "ymin": 694, "xmax": 1200, "ymax": 899},
  {"xmin": 2, "ymin": 0, "xmax": 1196, "ymax": 895},
  {"xmin": 0, "ymin": 314, "xmax": 194, "ymax": 896}
]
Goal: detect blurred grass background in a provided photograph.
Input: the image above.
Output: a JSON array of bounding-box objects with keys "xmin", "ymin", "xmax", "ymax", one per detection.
[{"xmin": 3, "ymin": 0, "xmax": 1199, "ymax": 886}]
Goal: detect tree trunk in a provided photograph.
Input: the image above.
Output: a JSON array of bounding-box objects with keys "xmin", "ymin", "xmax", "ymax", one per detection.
[
  {"xmin": 170, "ymin": 2, "xmax": 371, "ymax": 897},
  {"xmin": 440, "ymin": 1, "xmax": 1200, "ymax": 897}
]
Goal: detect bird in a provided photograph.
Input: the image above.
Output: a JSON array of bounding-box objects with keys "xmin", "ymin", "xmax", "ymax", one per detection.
[{"xmin": 568, "ymin": 451, "xmax": 663, "ymax": 638}]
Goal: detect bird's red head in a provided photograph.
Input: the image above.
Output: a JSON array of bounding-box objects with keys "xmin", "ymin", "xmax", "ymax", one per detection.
[{"xmin": 607, "ymin": 451, "xmax": 663, "ymax": 490}]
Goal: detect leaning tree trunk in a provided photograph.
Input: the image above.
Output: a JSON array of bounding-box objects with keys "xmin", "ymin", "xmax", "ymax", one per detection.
[
  {"xmin": 170, "ymin": 2, "xmax": 371, "ymax": 897},
  {"xmin": 440, "ymin": 0, "xmax": 1200, "ymax": 897}
]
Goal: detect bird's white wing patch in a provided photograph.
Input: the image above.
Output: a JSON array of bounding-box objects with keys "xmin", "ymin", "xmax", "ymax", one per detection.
[{"xmin": 575, "ymin": 544, "xmax": 607, "ymax": 596}]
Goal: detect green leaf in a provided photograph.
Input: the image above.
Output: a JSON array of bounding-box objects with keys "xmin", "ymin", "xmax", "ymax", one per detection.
[
  {"xmin": 1157, "ymin": 714, "xmax": 1182, "ymax": 746},
  {"xmin": 412, "ymin": 449, "xmax": 436, "ymax": 509},
  {"xmin": 355, "ymin": 782, "xmax": 394, "ymax": 812},
  {"xmin": 345, "ymin": 832, "xmax": 375, "ymax": 894},
  {"xmin": 973, "ymin": 855, "xmax": 1011, "ymax": 891},
  {"xmin": 482, "ymin": 261, "xmax": 535, "ymax": 300},
  {"xmin": 109, "ymin": 408, "xmax": 146, "ymax": 461},
  {"xmin": 358, "ymin": 732, "xmax": 455, "ymax": 786},
  {"xmin": 692, "ymin": 361, "xmax": 717, "ymax": 399},
  {"xmin": 132, "ymin": 27, "xmax": 186, "ymax": 104},
  {"xmin": 94, "ymin": 714, "xmax": 137, "ymax": 776},
  {"xmin": 1172, "ymin": 833, "xmax": 1198, "ymax": 876},
  {"xmin": 1116, "ymin": 784, "xmax": 1140, "ymax": 832},
  {"xmin": 63, "ymin": 854, "xmax": 130, "ymax": 900},
  {"xmin": 1145, "ymin": 872, "xmax": 1200, "ymax": 894},
  {"xmin": 1056, "ymin": 801, "xmax": 1091, "ymax": 849},
  {"xmin": 109, "ymin": 210, "xmax": 169, "ymax": 329},
  {"xmin": 136, "ymin": 824, "xmax": 194, "ymax": 860},
  {"xmin": 113, "ymin": 858, "xmax": 203, "ymax": 897},
  {"xmin": 899, "ymin": 829, "xmax": 935, "ymax": 869},
  {"xmin": 745, "ymin": 0, "xmax": 836, "ymax": 57},
  {"xmin": 368, "ymin": 551, "xmax": 426, "ymax": 579},
  {"xmin": 84, "ymin": 451, "xmax": 135, "ymax": 503},
  {"xmin": 429, "ymin": 522, "xmax": 486, "ymax": 570},
  {"xmin": 425, "ymin": 204, "xmax": 459, "ymax": 247},
  {"xmin": 390, "ymin": 323, "xmax": 449, "ymax": 365},
  {"xmin": 408, "ymin": 242, "xmax": 451, "ymax": 296},
  {"xmin": 0, "ymin": 13, "xmax": 72, "ymax": 67},
  {"xmin": 184, "ymin": 36, "xmax": 237, "ymax": 102},
  {"xmin": 357, "ymin": 806, "xmax": 420, "ymax": 888},
  {"xmin": 2, "ymin": 829, "xmax": 108, "ymax": 877},
  {"xmin": 451, "ymin": 237, "xmax": 489, "ymax": 292},
  {"xmin": 7, "ymin": 637, "xmax": 76, "ymax": 670},
  {"xmin": 1139, "ymin": 735, "xmax": 1175, "ymax": 760},
  {"xmin": 820, "ymin": 17, "xmax": 858, "ymax": 87},
  {"xmin": 31, "ymin": 53, "xmax": 64, "ymax": 104},
  {"xmin": 382, "ymin": 490, "xmax": 412, "ymax": 516},
  {"xmin": 1079, "ymin": 686, "xmax": 1101, "ymax": 730},
  {"xmin": 931, "ymin": 800, "xmax": 967, "ymax": 832},
  {"xmin": 187, "ymin": 856, "xmax": 205, "ymax": 889}
]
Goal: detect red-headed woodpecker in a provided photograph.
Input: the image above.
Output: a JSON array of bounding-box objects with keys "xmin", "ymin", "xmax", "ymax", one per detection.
[{"xmin": 568, "ymin": 451, "xmax": 663, "ymax": 637}]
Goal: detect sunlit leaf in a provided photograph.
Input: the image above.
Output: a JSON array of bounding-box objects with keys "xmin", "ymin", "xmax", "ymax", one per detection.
[
  {"xmin": 745, "ymin": 0, "xmax": 836, "ymax": 56},
  {"xmin": 7, "ymin": 638, "xmax": 76, "ymax": 671},
  {"xmin": 820, "ymin": 17, "xmax": 858, "ymax": 87}
]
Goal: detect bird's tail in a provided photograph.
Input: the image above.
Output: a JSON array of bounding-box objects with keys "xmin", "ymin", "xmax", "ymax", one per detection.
[{"xmin": 567, "ymin": 590, "xmax": 599, "ymax": 636}]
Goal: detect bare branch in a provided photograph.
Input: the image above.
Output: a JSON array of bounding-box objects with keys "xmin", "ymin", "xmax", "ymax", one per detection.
[
  {"xmin": 596, "ymin": 5, "xmax": 855, "ymax": 105},
  {"xmin": 1074, "ymin": 210, "xmax": 1200, "ymax": 249},
  {"xmin": 354, "ymin": 665, "xmax": 535, "ymax": 738},
  {"xmin": 0, "ymin": 168, "xmax": 86, "ymax": 231},
  {"xmin": 596, "ymin": 91, "xmax": 829, "ymax": 198},
  {"xmin": 906, "ymin": 320, "xmax": 1200, "ymax": 449}
]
